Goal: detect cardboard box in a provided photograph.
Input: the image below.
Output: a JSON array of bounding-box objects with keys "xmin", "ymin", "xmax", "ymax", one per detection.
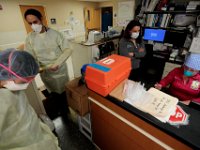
[
  {"xmin": 85, "ymin": 54, "xmax": 131, "ymax": 96},
  {"xmin": 65, "ymin": 77, "xmax": 89, "ymax": 116},
  {"xmin": 109, "ymin": 79, "xmax": 126, "ymax": 102}
]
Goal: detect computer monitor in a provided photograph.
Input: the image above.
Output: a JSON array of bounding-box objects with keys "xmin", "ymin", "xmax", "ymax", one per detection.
[
  {"xmin": 143, "ymin": 28, "xmax": 166, "ymax": 42},
  {"xmin": 164, "ymin": 30, "xmax": 187, "ymax": 48}
]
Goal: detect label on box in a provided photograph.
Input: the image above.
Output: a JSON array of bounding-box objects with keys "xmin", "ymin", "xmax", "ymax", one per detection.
[
  {"xmin": 102, "ymin": 58, "xmax": 115, "ymax": 65},
  {"xmin": 89, "ymin": 64, "xmax": 111, "ymax": 72}
]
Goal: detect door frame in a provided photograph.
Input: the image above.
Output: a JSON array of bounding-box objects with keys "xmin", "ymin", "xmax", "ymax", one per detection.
[
  {"xmin": 19, "ymin": 5, "xmax": 48, "ymax": 33},
  {"xmin": 101, "ymin": 6, "xmax": 113, "ymax": 32}
]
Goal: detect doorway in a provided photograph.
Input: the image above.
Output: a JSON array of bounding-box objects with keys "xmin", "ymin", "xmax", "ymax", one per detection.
[
  {"xmin": 19, "ymin": 5, "xmax": 48, "ymax": 33},
  {"xmin": 101, "ymin": 7, "xmax": 113, "ymax": 32},
  {"xmin": 84, "ymin": 7, "xmax": 100, "ymax": 34}
]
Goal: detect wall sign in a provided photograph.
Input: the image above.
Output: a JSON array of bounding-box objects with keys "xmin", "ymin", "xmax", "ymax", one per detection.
[
  {"xmin": 117, "ymin": 1, "xmax": 135, "ymax": 27},
  {"xmin": 50, "ymin": 18, "xmax": 56, "ymax": 24}
]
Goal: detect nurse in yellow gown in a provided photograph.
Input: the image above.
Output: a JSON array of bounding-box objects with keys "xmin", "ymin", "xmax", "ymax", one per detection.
[
  {"xmin": 0, "ymin": 49, "xmax": 60, "ymax": 150},
  {"xmin": 24, "ymin": 9, "xmax": 72, "ymax": 94}
]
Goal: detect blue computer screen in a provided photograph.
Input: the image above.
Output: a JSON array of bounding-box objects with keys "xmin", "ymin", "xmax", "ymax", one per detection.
[{"xmin": 143, "ymin": 28, "xmax": 166, "ymax": 42}]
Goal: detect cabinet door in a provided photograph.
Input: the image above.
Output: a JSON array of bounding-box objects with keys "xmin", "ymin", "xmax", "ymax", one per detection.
[
  {"xmin": 89, "ymin": 92, "xmax": 192, "ymax": 150},
  {"xmin": 90, "ymin": 100, "xmax": 163, "ymax": 150},
  {"xmin": 84, "ymin": 7, "xmax": 100, "ymax": 31}
]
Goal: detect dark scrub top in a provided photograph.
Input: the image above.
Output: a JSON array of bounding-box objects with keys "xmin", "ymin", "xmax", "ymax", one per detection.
[{"xmin": 119, "ymin": 37, "xmax": 146, "ymax": 69}]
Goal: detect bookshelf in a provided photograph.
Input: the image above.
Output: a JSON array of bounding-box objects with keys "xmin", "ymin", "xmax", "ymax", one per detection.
[
  {"xmin": 138, "ymin": 0, "xmax": 199, "ymax": 78},
  {"xmin": 144, "ymin": 10, "xmax": 200, "ymax": 14},
  {"xmin": 144, "ymin": 11, "xmax": 199, "ymax": 29}
]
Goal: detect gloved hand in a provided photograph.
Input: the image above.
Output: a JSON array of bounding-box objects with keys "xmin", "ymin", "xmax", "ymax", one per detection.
[
  {"xmin": 154, "ymin": 83, "xmax": 162, "ymax": 90},
  {"xmin": 39, "ymin": 64, "xmax": 59, "ymax": 72},
  {"xmin": 48, "ymin": 64, "xmax": 59, "ymax": 71}
]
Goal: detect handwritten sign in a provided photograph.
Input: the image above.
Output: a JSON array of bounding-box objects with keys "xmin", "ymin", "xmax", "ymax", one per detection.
[
  {"xmin": 142, "ymin": 88, "xmax": 178, "ymax": 118},
  {"xmin": 144, "ymin": 95, "xmax": 177, "ymax": 117},
  {"xmin": 117, "ymin": 1, "xmax": 134, "ymax": 27},
  {"xmin": 123, "ymin": 82, "xmax": 178, "ymax": 123}
]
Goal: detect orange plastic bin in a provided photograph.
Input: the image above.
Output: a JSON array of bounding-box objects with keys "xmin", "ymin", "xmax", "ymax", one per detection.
[{"xmin": 85, "ymin": 54, "xmax": 131, "ymax": 96}]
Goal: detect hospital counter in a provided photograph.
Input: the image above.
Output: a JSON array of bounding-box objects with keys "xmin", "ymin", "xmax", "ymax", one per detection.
[
  {"xmin": 88, "ymin": 90, "xmax": 200, "ymax": 150},
  {"xmin": 70, "ymin": 36, "xmax": 119, "ymax": 77}
]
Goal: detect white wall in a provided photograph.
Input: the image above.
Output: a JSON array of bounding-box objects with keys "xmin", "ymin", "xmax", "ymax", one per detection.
[
  {"xmin": 98, "ymin": 0, "xmax": 135, "ymax": 27},
  {"xmin": 0, "ymin": 0, "xmax": 136, "ymax": 84},
  {"xmin": 0, "ymin": 0, "xmax": 136, "ymax": 49},
  {"xmin": 0, "ymin": 0, "xmax": 98, "ymax": 49},
  {"xmin": 0, "ymin": 0, "xmax": 99, "ymax": 86}
]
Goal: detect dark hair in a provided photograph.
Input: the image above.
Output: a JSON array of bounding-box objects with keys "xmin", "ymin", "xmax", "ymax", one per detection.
[
  {"xmin": 123, "ymin": 20, "xmax": 142, "ymax": 44},
  {"xmin": 24, "ymin": 9, "xmax": 42, "ymax": 21}
]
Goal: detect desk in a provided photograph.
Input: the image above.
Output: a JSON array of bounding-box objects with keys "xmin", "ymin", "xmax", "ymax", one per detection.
[
  {"xmin": 89, "ymin": 90, "xmax": 200, "ymax": 150},
  {"xmin": 70, "ymin": 37, "xmax": 119, "ymax": 77}
]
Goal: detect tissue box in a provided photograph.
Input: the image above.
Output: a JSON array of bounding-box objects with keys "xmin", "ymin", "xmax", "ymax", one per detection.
[{"xmin": 85, "ymin": 54, "xmax": 131, "ymax": 96}]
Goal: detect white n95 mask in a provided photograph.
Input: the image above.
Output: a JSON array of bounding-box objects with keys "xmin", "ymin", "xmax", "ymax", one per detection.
[
  {"xmin": 3, "ymin": 81, "xmax": 29, "ymax": 91},
  {"xmin": 131, "ymin": 32, "xmax": 139, "ymax": 39},
  {"xmin": 31, "ymin": 24, "xmax": 43, "ymax": 33}
]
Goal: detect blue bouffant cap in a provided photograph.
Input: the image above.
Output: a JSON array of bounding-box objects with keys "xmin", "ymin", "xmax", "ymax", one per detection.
[
  {"xmin": 184, "ymin": 53, "xmax": 200, "ymax": 70},
  {"xmin": 0, "ymin": 48, "xmax": 39, "ymax": 81}
]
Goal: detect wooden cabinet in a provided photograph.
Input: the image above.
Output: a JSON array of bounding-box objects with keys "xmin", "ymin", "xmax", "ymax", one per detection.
[{"xmin": 89, "ymin": 90, "xmax": 191, "ymax": 150}]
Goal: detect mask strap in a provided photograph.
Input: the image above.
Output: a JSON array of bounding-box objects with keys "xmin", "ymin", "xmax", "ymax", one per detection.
[
  {"xmin": 8, "ymin": 51, "xmax": 14, "ymax": 70},
  {"xmin": 0, "ymin": 64, "xmax": 28, "ymax": 82}
]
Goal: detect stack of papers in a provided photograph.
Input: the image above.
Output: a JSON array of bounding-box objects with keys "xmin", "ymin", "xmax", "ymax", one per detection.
[
  {"xmin": 187, "ymin": 1, "xmax": 200, "ymax": 10},
  {"xmin": 123, "ymin": 80, "xmax": 178, "ymax": 123}
]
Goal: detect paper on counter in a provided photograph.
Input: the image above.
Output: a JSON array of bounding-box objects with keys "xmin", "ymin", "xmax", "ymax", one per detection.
[
  {"xmin": 146, "ymin": 88, "xmax": 178, "ymax": 118},
  {"xmin": 123, "ymin": 81, "xmax": 178, "ymax": 123}
]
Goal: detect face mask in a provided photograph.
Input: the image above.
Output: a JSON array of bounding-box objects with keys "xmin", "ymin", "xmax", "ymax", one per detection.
[
  {"xmin": 3, "ymin": 81, "xmax": 29, "ymax": 91},
  {"xmin": 184, "ymin": 70, "xmax": 194, "ymax": 77},
  {"xmin": 131, "ymin": 32, "xmax": 139, "ymax": 39},
  {"xmin": 31, "ymin": 24, "xmax": 43, "ymax": 33}
]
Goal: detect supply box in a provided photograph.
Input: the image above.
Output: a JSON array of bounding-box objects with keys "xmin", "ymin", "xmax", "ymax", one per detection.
[
  {"xmin": 65, "ymin": 77, "xmax": 89, "ymax": 116},
  {"xmin": 85, "ymin": 54, "xmax": 131, "ymax": 96}
]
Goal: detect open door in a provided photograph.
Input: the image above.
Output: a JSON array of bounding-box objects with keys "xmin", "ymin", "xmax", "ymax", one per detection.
[
  {"xmin": 20, "ymin": 5, "xmax": 48, "ymax": 33},
  {"xmin": 84, "ymin": 7, "xmax": 100, "ymax": 33},
  {"xmin": 101, "ymin": 7, "xmax": 113, "ymax": 32}
]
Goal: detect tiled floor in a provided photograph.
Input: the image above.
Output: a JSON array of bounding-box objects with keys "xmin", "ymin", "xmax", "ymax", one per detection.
[
  {"xmin": 53, "ymin": 110, "xmax": 96, "ymax": 150},
  {"xmin": 43, "ymin": 94, "xmax": 96, "ymax": 150}
]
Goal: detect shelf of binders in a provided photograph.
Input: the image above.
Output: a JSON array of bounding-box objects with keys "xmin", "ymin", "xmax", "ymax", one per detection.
[
  {"xmin": 142, "ymin": 26, "xmax": 191, "ymax": 33},
  {"xmin": 143, "ymin": 10, "xmax": 199, "ymax": 29},
  {"xmin": 144, "ymin": 10, "xmax": 200, "ymax": 14}
]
